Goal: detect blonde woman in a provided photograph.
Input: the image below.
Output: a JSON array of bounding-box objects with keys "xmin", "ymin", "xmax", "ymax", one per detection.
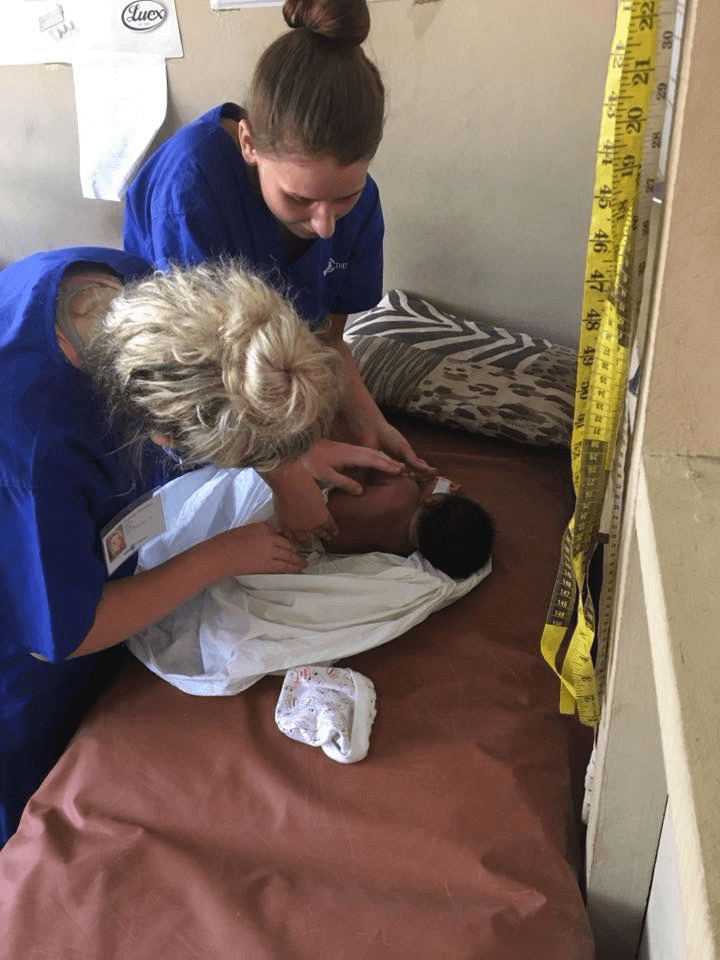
[{"xmin": 0, "ymin": 247, "xmax": 400, "ymax": 846}]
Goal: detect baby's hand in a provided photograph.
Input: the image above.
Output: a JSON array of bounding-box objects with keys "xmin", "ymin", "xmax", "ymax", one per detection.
[{"xmin": 221, "ymin": 522, "xmax": 307, "ymax": 575}]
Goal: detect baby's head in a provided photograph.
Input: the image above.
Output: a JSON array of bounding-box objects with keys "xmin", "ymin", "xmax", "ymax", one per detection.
[
  {"xmin": 325, "ymin": 472, "xmax": 495, "ymax": 579},
  {"xmin": 411, "ymin": 490, "xmax": 495, "ymax": 580}
]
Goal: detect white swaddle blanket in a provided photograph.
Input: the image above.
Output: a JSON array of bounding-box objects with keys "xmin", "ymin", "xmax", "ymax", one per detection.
[{"xmin": 126, "ymin": 466, "xmax": 491, "ymax": 696}]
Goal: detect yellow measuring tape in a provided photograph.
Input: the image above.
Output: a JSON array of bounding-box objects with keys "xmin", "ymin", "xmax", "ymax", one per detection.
[{"xmin": 541, "ymin": 0, "xmax": 659, "ymax": 726}]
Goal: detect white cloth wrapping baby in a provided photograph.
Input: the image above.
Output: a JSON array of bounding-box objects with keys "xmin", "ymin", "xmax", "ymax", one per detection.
[{"xmin": 126, "ymin": 466, "xmax": 491, "ymax": 696}]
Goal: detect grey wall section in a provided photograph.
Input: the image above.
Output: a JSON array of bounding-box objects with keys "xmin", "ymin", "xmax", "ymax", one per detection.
[{"xmin": 0, "ymin": 0, "xmax": 616, "ymax": 346}]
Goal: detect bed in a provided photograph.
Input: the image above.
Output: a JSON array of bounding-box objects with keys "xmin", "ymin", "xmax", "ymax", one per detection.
[{"xmin": 0, "ymin": 296, "xmax": 594, "ymax": 960}]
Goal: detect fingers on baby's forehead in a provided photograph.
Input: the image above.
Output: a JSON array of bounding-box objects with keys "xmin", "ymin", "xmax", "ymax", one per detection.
[
  {"xmin": 368, "ymin": 466, "xmax": 403, "ymax": 482},
  {"xmin": 342, "ymin": 465, "xmax": 369, "ymax": 483}
]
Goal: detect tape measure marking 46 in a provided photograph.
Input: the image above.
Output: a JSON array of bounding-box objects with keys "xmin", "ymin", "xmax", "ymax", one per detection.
[{"xmin": 540, "ymin": 0, "xmax": 659, "ymax": 726}]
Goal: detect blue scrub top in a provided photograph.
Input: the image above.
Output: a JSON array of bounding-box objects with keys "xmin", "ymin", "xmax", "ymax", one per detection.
[
  {"xmin": 0, "ymin": 247, "xmax": 167, "ymax": 846},
  {"xmin": 123, "ymin": 103, "xmax": 384, "ymax": 329}
]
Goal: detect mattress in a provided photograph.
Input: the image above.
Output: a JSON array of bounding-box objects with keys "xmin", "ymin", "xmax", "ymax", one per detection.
[{"xmin": 0, "ymin": 414, "xmax": 594, "ymax": 960}]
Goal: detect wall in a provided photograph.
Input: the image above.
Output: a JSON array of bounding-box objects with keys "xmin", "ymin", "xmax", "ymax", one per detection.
[
  {"xmin": 638, "ymin": 809, "xmax": 687, "ymax": 960},
  {"xmin": 0, "ymin": 0, "xmax": 616, "ymax": 345},
  {"xmin": 639, "ymin": 0, "xmax": 720, "ymax": 953}
]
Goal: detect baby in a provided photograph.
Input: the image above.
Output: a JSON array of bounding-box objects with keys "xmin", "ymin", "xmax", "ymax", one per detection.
[{"xmin": 322, "ymin": 469, "xmax": 495, "ymax": 580}]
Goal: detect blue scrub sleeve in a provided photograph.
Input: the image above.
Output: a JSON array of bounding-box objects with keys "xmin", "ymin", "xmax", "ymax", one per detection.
[
  {"xmin": 143, "ymin": 177, "xmax": 235, "ymax": 271},
  {"xmin": 0, "ymin": 480, "xmax": 108, "ymax": 664}
]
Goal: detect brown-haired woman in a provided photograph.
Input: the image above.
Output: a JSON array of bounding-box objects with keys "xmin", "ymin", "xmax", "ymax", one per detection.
[{"xmin": 123, "ymin": 0, "xmax": 431, "ymax": 544}]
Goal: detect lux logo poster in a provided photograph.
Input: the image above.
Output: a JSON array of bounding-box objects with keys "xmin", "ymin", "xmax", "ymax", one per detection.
[{"xmin": 0, "ymin": 0, "xmax": 182, "ymax": 64}]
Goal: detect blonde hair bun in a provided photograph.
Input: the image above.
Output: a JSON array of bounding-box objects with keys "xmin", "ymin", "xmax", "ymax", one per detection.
[{"xmin": 88, "ymin": 261, "xmax": 342, "ymax": 473}]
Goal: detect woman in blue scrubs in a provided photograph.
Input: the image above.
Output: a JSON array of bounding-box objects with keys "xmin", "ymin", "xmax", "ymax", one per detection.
[
  {"xmin": 0, "ymin": 248, "xmax": 398, "ymax": 847},
  {"xmin": 123, "ymin": 0, "xmax": 431, "ymax": 542}
]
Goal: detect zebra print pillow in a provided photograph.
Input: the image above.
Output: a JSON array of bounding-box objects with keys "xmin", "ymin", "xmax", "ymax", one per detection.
[{"xmin": 344, "ymin": 290, "xmax": 575, "ymax": 446}]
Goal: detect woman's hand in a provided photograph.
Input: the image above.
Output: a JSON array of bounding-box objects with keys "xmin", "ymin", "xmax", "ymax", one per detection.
[
  {"xmin": 216, "ymin": 522, "xmax": 307, "ymax": 575},
  {"xmin": 276, "ymin": 478, "xmax": 338, "ymax": 545},
  {"xmin": 69, "ymin": 519, "xmax": 307, "ymax": 657},
  {"xmin": 368, "ymin": 416, "xmax": 436, "ymax": 475},
  {"xmin": 301, "ymin": 438, "xmax": 404, "ymax": 495},
  {"xmin": 266, "ymin": 439, "xmax": 407, "ymax": 544},
  {"xmin": 318, "ymin": 318, "xmax": 435, "ymax": 475},
  {"xmin": 264, "ymin": 460, "xmax": 339, "ymax": 545},
  {"xmin": 332, "ymin": 391, "xmax": 434, "ymax": 474}
]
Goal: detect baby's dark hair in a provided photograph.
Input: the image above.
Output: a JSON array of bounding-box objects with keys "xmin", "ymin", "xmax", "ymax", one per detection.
[{"xmin": 416, "ymin": 494, "xmax": 495, "ymax": 580}]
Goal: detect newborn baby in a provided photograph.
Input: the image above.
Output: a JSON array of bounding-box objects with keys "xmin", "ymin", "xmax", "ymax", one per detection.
[{"xmin": 322, "ymin": 470, "xmax": 495, "ymax": 580}]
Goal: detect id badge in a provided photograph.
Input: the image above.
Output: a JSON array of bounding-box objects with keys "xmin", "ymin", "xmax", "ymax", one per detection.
[{"xmin": 101, "ymin": 492, "xmax": 166, "ymax": 575}]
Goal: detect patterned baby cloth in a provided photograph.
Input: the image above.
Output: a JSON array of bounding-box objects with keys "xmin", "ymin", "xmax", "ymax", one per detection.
[{"xmin": 275, "ymin": 666, "xmax": 377, "ymax": 764}]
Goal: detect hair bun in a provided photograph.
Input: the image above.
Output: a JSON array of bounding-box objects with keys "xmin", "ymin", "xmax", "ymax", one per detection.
[{"xmin": 283, "ymin": 0, "xmax": 370, "ymax": 45}]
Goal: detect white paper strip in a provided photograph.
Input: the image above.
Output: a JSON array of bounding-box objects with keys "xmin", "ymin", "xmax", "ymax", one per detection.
[{"xmin": 73, "ymin": 54, "xmax": 168, "ymax": 201}]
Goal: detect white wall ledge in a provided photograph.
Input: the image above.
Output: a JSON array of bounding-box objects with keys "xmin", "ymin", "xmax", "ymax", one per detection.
[{"xmin": 636, "ymin": 454, "xmax": 720, "ymax": 960}]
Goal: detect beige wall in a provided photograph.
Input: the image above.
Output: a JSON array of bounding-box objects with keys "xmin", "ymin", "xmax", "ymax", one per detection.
[
  {"xmin": 0, "ymin": 0, "xmax": 616, "ymax": 345},
  {"xmin": 642, "ymin": 0, "xmax": 720, "ymax": 459}
]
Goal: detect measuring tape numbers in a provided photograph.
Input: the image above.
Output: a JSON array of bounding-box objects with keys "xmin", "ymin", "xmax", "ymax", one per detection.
[
  {"xmin": 593, "ymin": 0, "xmax": 677, "ymax": 704},
  {"xmin": 540, "ymin": 0, "xmax": 660, "ymax": 726}
]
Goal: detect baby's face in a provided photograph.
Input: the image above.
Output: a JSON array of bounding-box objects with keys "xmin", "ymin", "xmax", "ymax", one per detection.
[{"xmin": 324, "ymin": 470, "xmax": 443, "ymax": 556}]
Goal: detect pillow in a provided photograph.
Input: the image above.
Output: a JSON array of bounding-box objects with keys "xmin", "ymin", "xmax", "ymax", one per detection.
[{"xmin": 344, "ymin": 290, "xmax": 575, "ymax": 446}]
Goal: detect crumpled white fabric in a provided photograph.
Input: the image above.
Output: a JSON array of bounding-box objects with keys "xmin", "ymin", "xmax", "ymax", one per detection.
[
  {"xmin": 275, "ymin": 666, "xmax": 377, "ymax": 764},
  {"xmin": 126, "ymin": 466, "xmax": 491, "ymax": 696}
]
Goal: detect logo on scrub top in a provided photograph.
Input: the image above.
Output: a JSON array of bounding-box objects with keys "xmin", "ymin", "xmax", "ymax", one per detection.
[
  {"xmin": 323, "ymin": 258, "xmax": 348, "ymax": 277},
  {"xmin": 121, "ymin": 1, "xmax": 168, "ymax": 31}
]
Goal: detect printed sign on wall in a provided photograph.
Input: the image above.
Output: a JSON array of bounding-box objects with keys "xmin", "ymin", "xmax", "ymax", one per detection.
[{"xmin": 0, "ymin": 0, "xmax": 182, "ymax": 65}]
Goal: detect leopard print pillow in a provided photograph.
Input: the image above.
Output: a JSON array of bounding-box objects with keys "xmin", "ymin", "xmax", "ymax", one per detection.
[{"xmin": 344, "ymin": 290, "xmax": 575, "ymax": 446}]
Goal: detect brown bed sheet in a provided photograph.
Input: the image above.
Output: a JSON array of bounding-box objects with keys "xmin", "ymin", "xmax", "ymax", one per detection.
[{"xmin": 0, "ymin": 416, "xmax": 594, "ymax": 960}]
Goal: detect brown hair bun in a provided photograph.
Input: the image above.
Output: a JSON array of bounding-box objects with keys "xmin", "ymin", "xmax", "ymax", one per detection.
[{"xmin": 283, "ymin": 0, "xmax": 370, "ymax": 45}]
